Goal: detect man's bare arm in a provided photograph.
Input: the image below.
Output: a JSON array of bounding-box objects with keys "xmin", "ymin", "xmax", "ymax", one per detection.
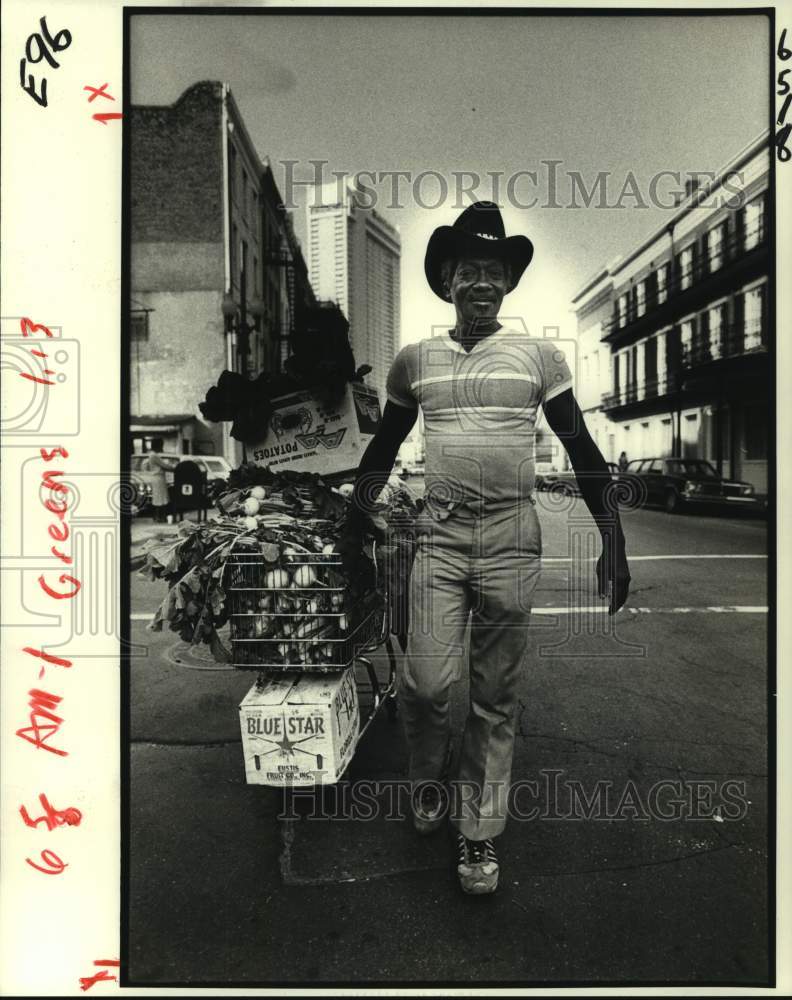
[
  {"xmin": 347, "ymin": 401, "xmax": 418, "ymax": 524},
  {"xmin": 542, "ymin": 389, "xmax": 623, "ymax": 536},
  {"xmin": 542, "ymin": 388, "xmax": 631, "ymax": 613}
]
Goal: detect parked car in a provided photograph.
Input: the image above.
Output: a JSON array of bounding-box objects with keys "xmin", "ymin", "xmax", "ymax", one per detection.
[
  {"xmin": 534, "ymin": 461, "xmax": 555, "ymax": 491},
  {"xmin": 619, "ymin": 457, "xmax": 765, "ymax": 515},
  {"xmin": 536, "ymin": 462, "xmax": 619, "ymax": 496},
  {"xmin": 129, "ymin": 453, "xmax": 232, "ymax": 515}
]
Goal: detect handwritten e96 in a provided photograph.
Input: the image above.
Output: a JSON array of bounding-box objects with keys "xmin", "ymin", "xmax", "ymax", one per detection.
[{"xmin": 19, "ymin": 16, "xmax": 72, "ymax": 109}]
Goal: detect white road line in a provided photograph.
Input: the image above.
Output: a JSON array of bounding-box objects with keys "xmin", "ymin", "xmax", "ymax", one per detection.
[
  {"xmin": 131, "ymin": 606, "xmax": 769, "ymax": 622},
  {"xmin": 531, "ymin": 605, "xmax": 768, "ymax": 616},
  {"xmin": 543, "ymin": 554, "xmax": 767, "ymax": 563}
]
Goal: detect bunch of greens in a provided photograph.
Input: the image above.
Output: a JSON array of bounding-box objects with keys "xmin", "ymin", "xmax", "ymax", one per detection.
[{"xmin": 142, "ymin": 468, "xmax": 393, "ymax": 664}]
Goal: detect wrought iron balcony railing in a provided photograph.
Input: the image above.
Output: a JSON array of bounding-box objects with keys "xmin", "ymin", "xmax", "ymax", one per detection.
[
  {"xmin": 605, "ymin": 219, "xmax": 767, "ymax": 337},
  {"xmin": 602, "ymin": 322, "xmax": 767, "ymax": 408},
  {"xmin": 602, "ymin": 375, "xmax": 677, "ymax": 409},
  {"xmin": 679, "ymin": 321, "xmax": 767, "ymax": 369}
]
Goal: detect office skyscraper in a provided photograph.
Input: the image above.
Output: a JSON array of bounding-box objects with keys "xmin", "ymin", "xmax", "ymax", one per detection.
[{"xmin": 307, "ymin": 181, "xmax": 401, "ymax": 400}]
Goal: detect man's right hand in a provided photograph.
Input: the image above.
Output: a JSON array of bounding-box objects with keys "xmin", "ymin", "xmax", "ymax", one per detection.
[
  {"xmin": 337, "ymin": 518, "xmax": 367, "ymax": 580},
  {"xmin": 337, "ymin": 509, "xmax": 389, "ymax": 581}
]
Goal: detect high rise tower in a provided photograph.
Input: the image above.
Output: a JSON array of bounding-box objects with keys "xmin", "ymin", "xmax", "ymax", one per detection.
[{"xmin": 307, "ymin": 181, "xmax": 401, "ymax": 400}]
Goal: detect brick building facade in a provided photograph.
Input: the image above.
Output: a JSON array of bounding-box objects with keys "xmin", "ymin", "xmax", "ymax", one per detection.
[{"xmin": 130, "ymin": 81, "xmax": 316, "ymax": 462}]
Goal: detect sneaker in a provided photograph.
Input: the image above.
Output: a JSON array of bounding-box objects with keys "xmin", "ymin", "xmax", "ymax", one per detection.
[
  {"xmin": 456, "ymin": 834, "xmax": 499, "ymax": 894},
  {"xmin": 412, "ymin": 780, "xmax": 449, "ymax": 835}
]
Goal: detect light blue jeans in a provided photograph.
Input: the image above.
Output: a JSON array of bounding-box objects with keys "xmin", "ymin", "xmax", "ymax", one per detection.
[{"xmin": 398, "ymin": 497, "xmax": 542, "ymax": 840}]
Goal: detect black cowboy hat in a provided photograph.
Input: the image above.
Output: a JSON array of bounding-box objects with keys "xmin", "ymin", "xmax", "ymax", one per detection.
[{"xmin": 424, "ymin": 201, "xmax": 534, "ymax": 300}]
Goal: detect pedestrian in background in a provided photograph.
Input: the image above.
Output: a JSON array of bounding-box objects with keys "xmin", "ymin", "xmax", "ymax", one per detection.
[
  {"xmin": 145, "ymin": 441, "xmax": 169, "ymax": 523},
  {"xmin": 618, "ymin": 450, "xmax": 630, "ymax": 473}
]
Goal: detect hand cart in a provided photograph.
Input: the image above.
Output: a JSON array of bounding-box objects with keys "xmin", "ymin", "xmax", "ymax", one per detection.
[{"xmin": 225, "ymin": 536, "xmax": 399, "ymax": 784}]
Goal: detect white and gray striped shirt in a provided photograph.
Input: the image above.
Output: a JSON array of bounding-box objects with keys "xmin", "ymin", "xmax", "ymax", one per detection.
[{"xmin": 386, "ymin": 326, "xmax": 573, "ymax": 504}]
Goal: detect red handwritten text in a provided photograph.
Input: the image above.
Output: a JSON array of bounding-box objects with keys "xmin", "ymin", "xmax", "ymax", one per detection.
[
  {"xmin": 20, "ymin": 793, "xmax": 82, "ymax": 831},
  {"xmin": 83, "ymin": 82, "xmax": 122, "ymax": 125},
  {"xmin": 79, "ymin": 960, "xmax": 120, "ymax": 992},
  {"xmin": 16, "ymin": 688, "xmax": 67, "ymax": 757},
  {"xmin": 16, "ymin": 316, "xmax": 81, "ymax": 888},
  {"xmin": 25, "ymin": 848, "xmax": 68, "ymax": 876}
]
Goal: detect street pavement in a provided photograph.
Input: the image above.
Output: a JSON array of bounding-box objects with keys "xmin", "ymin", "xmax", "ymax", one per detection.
[{"xmin": 127, "ymin": 488, "xmax": 770, "ymax": 987}]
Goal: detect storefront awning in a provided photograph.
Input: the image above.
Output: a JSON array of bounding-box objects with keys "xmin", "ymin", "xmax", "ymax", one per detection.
[{"xmin": 130, "ymin": 414, "xmax": 195, "ymax": 434}]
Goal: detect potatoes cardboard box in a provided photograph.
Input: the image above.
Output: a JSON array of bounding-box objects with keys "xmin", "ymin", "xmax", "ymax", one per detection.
[
  {"xmin": 239, "ymin": 668, "xmax": 360, "ymax": 786},
  {"xmin": 247, "ymin": 381, "xmax": 382, "ymax": 476}
]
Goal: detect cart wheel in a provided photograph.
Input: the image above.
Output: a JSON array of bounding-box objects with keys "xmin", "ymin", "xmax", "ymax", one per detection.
[{"xmin": 386, "ymin": 693, "xmax": 398, "ymax": 721}]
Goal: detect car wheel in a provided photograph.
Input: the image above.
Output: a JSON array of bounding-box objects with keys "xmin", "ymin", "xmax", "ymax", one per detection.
[{"xmin": 664, "ymin": 489, "xmax": 682, "ymax": 514}]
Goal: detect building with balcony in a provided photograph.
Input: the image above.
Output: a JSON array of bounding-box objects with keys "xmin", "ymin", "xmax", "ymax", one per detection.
[
  {"xmin": 569, "ymin": 269, "xmax": 617, "ymax": 465},
  {"xmin": 307, "ymin": 181, "xmax": 401, "ymax": 401},
  {"xmin": 571, "ymin": 133, "xmax": 770, "ymax": 493},
  {"xmin": 130, "ymin": 81, "xmax": 317, "ymax": 463}
]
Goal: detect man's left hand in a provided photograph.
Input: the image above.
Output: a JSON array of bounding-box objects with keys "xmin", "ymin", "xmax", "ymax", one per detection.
[{"xmin": 595, "ymin": 533, "xmax": 631, "ymax": 615}]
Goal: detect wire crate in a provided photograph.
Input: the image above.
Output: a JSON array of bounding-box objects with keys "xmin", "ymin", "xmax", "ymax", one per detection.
[{"xmin": 225, "ymin": 550, "xmax": 385, "ymax": 673}]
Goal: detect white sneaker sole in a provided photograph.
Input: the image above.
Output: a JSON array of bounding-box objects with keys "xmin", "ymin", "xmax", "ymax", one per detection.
[{"xmin": 458, "ymin": 862, "xmax": 499, "ymax": 894}]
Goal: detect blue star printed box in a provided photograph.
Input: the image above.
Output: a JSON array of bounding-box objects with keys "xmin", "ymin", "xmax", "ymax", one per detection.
[{"xmin": 239, "ymin": 668, "xmax": 360, "ymax": 786}]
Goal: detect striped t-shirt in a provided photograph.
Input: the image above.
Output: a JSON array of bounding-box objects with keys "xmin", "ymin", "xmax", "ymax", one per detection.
[{"xmin": 386, "ymin": 326, "xmax": 573, "ymax": 505}]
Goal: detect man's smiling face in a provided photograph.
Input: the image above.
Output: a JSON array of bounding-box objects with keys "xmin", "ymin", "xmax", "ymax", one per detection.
[{"xmin": 445, "ymin": 256, "xmax": 511, "ymax": 325}]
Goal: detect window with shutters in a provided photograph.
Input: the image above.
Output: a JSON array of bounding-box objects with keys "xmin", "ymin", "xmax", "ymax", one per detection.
[
  {"xmin": 616, "ymin": 293, "xmax": 628, "ymax": 328},
  {"xmin": 645, "ymin": 270, "xmax": 657, "ymax": 309},
  {"xmin": 635, "ymin": 341, "xmax": 645, "ymax": 399},
  {"xmin": 656, "ymin": 329, "xmax": 668, "ymax": 391},
  {"xmin": 644, "ymin": 336, "xmax": 657, "ymax": 396},
  {"xmin": 656, "ymin": 262, "xmax": 668, "ymax": 304},
  {"xmin": 628, "ymin": 344, "xmax": 638, "ymax": 401},
  {"xmin": 743, "ymin": 283, "xmax": 766, "ymax": 351},
  {"xmin": 707, "ymin": 303, "xmax": 725, "ymax": 359},
  {"xmin": 680, "ymin": 317, "xmax": 695, "ymax": 364},
  {"xmin": 742, "ymin": 195, "xmax": 765, "ymax": 252},
  {"xmin": 613, "ymin": 351, "xmax": 621, "ymax": 401},
  {"xmin": 636, "ymin": 279, "xmax": 646, "ymax": 317},
  {"xmin": 705, "ymin": 222, "xmax": 726, "ymax": 272},
  {"xmin": 679, "ymin": 243, "xmax": 696, "ymax": 291}
]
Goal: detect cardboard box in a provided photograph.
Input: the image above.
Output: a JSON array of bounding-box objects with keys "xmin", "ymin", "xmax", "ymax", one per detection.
[
  {"xmin": 247, "ymin": 381, "xmax": 382, "ymax": 476},
  {"xmin": 239, "ymin": 668, "xmax": 360, "ymax": 786}
]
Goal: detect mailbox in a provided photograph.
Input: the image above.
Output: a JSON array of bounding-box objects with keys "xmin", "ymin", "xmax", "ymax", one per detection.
[{"xmin": 172, "ymin": 460, "xmax": 208, "ymax": 521}]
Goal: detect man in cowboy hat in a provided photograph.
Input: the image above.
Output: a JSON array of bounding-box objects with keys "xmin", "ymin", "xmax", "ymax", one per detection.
[{"xmin": 340, "ymin": 202, "xmax": 631, "ymax": 894}]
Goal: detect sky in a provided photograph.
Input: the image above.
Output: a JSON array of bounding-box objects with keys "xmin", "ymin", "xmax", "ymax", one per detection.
[{"xmin": 130, "ymin": 11, "xmax": 768, "ymax": 347}]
